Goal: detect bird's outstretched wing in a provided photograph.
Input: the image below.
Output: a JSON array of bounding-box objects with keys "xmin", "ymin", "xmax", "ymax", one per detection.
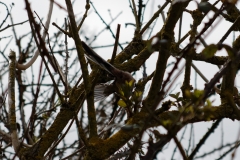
[{"xmin": 94, "ymin": 83, "xmax": 115, "ymax": 102}]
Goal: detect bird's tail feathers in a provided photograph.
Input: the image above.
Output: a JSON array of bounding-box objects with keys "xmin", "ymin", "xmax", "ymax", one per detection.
[{"xmin": 82, "ymin": 41, "xmax": 115, "ymax": 75}]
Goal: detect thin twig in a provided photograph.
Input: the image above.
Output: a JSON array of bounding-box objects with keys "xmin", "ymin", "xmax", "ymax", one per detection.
[
  {"xmin": 189, "ymin": 119, "xmax": 222, "ymax": 160},
  {"xmin": 110, "ymin": 24, "xmax": 121, "ymax": 64},
  {"xmin": 173, "ymin": 136, "xmax": 188, "ymax": 160},
  {"xmin": 0, "ymin": 19, "xmax": 29, "ymax": 32},
  {"xmin": 131, "ymin": 0, "xmax": 140, "ymax": 33},
  {"xmin": 77, "ymin": 0, "xmax": 90, "ymax": 30},
  {"xmin": 90, "ymin": 2, "xmax": 123, "ymax": 50},
  {"xmin": 140, "ymin": 1, "xmax": 169, "ymax": 35}
]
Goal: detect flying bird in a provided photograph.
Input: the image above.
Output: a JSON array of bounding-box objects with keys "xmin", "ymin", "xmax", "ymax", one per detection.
[{"xmin": 81, "ymin": 42, "xmax": 135, "ymax": 102}]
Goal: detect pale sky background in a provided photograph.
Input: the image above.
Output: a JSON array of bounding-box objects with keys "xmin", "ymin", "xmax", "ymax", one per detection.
[{"xmin": 1, "ymin": 0, "xmax": 240, "ymax": 159}]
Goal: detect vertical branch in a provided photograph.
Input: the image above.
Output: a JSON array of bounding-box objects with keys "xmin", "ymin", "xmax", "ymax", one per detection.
[
  {"xmin": 217, "ymin": 16, "xmax": 240, "ymax": 98},
  {"xmin": 8, "ymin": 50, "xmax": 20, "ymax": 152},
  {"xmin": 137, "ymin": 0, "xmax": 143, "ymax": 29},
  {"xmin": 178, "ymin": 13, "xmax": 183, "ymax": 42},
  {"xmin": 181, "ymin": 10, "xmax": 203, "ymax": 98},
  {"xmin": 131, "ymin": 0, "xmax": 140, "ymax": 34},
  {"xmin": 24, "ymin": 0, "xmax": 63, "ymax": 101},
  {"xmin": 110, "ymin": 24, "xmax": 121, "ymax": 64},
  {"xmin": 64, "ymin": 18, "xmax": 69, "ymax": 96},
  {"xmin": 65, "ymin": 0, "xmax": 97, "ymax": 139},
  {"xmin": 144, "ymin": 2, "xmax": 190, "ymax": 110},
  {"xmin": 173, "ymin": 136, "xmax": 188, "ymax": 160},
  {"xmin": 77, "ymin": 0, "xmax": 90, "ymax": 30},
  {"xmin": 74, "ymin": 113, "xmax": 88, "ymax": 146},
  {"xmin": 17, "ymin": 0, "xmax": 54, "ymax": 70}
]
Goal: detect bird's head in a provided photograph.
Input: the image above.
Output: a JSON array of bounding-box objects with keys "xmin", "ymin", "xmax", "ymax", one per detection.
[{"xmin": 114, "ymin": 70, "xmax": 135, "ymax": 99}]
